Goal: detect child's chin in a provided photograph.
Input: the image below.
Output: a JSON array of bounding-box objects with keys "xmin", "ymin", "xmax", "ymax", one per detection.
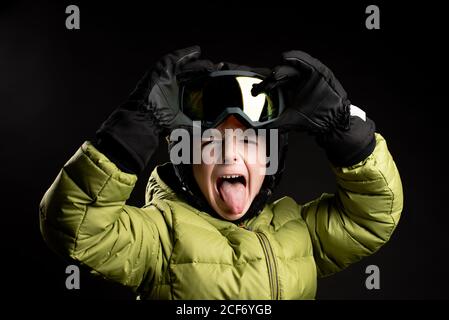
[{"xmin": 218, "ymin": 208, "xmax": 248, "ymax": 221}]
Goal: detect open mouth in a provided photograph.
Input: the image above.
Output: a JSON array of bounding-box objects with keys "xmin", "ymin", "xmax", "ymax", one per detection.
[{"xmin": 216, "ymin": 175, "xmax": 247, "ymax": 189}]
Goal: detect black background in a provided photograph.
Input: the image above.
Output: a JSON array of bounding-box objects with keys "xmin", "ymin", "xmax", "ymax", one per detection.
[{"xmin": 1, "ymin": 0, "xmax": 448, "ymax": 300}]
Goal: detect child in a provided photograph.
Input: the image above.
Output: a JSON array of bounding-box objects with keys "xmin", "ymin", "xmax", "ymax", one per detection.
[{"xmin": 39, "ymin": 46, "xmax": 403, "ymax": 299}]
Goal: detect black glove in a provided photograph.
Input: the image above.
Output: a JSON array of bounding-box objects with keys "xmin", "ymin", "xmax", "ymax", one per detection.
[
  {"xmin": 252, "ymin": 50, "xmax": 376, "ymax": 167},
  {"xmin": 94, "ymin": 46, "xmax": 216, "ymax": 174}
]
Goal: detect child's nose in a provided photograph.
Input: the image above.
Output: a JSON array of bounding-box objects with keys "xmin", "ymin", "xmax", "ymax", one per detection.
[{"xmin": 222, "ymin": 136, "xmax": 242, "ymax": 164}]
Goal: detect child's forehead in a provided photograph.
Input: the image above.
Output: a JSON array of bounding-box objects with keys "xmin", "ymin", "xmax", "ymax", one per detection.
[
  {"xmin": 203, "ymin": 127, "xmax": 258, "ymax": 138},
  {"xmin": 215, "ymin": 116, "xmax": 247, "ymax": 131}
]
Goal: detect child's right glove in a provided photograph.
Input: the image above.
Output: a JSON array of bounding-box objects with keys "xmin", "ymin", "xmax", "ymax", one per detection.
[
  {"xmin": 94, "ymin": 46, "xmax": 215, "ymax": 174},
  {"xmin": 252, "ymin": 50, "xmax": 376, "ymax": 167}
]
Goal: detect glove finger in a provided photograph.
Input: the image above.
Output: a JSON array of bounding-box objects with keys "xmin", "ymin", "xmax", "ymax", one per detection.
[
  {"xmin": 218, "ymin": 62, "xmax": 271, "ymax": 77},
  {"xmin": 251, "ymin": 65, "xmax": 299, "ymax": 96},
  {"xmin": 176, "ymin": 59, "xmax": 217, "ymax": 84},
  {"xmin": 154, "ymin": 45, "xmax": 202, "ymax": 80},
  {"xmin": 282, "ymin": 50, "xmax": 334, "ymax": 80},
  {"xmin": 283, "ymin": 50, "xmax": 348, "ymax": 99},
  {"xmin": 179, "ymin": 59, "xmax": 216, "ymax": 73},
  {"xmin": 251, "ymin": 77, "xmax": 278, "ymax": 96},
  {"xmin": 171, "ymin": 45, "xmax": 202, "ymax": 67},
  {"xmin": 128, "ymin": 46, "xmax": 201, "ymax": 101}
]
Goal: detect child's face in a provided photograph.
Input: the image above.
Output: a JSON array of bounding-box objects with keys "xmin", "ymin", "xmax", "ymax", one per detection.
[{"xmin": 193, "ymin": 116, "xmax": 267, "ymax": 221}]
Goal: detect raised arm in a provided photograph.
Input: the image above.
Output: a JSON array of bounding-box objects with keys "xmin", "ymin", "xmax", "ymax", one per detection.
[
  {"xmin": 39, "ymin": 142, "xmax": 161, "ymax": 287},
  {"xmin": 39, "ymin": 46, "xmax": 210, "ymax": 288},
  {"xmin": 301, "ymin": 133, "xmax": 402, "ymax": 276},
  {"xmin": 254, "ymin": 50, "xmax": 403, "ymax": 276}
]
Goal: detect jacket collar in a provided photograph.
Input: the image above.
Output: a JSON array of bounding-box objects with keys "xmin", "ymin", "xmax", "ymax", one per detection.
[
  {"xmin": 145, "ymin": 162, "xmax": 271, "ymax": 228},
  {"xmin": 145, "ymin": 163, "xmax": 181, "ymax": 204}
]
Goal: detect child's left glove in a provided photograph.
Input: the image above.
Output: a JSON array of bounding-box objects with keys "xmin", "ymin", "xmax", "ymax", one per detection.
[{"xmin": 252, "ymin": 50, "xmax": 376, "ymax": 167}]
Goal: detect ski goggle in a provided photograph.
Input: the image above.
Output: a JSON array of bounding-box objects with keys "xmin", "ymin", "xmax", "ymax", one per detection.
[{"xmin": 179, "ymin": 70, "xmax": 284, "ymax": 129}]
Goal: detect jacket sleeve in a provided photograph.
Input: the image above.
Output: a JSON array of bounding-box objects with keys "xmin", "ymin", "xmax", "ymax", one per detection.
[
  {"xmin": 39, "ymin": 141, "xmax": 161, "ymax": 289},
  {"xmin": 300, "ymin": 133, "xmax": 403, "ymax": 277}
]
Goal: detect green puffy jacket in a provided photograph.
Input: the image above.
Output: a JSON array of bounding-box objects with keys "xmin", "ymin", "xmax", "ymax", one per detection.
[{"xmin": 39, "ymin": 133, "xmax": 403, "ymax": 299}]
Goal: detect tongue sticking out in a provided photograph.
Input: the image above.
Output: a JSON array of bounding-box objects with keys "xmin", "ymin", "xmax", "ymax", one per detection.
[{"xmin": 218, "ymin": 180, "xmax": 246, "ymax": 215}]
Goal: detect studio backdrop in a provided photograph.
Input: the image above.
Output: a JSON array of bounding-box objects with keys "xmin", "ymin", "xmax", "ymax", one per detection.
[{"xmin": 1, "ymin": 1, "xmax": 447, "ymax": 300}]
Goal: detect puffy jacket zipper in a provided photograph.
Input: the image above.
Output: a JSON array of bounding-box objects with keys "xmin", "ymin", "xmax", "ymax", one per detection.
[{"xmin": 255, "ymin": 232, "xmax": 280, "ymax": 300}]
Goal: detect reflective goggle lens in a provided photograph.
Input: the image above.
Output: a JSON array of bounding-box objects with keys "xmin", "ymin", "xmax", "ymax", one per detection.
[{"xmin": 181, "ymin": 75, "xmax": 280, "ymax": 125}]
